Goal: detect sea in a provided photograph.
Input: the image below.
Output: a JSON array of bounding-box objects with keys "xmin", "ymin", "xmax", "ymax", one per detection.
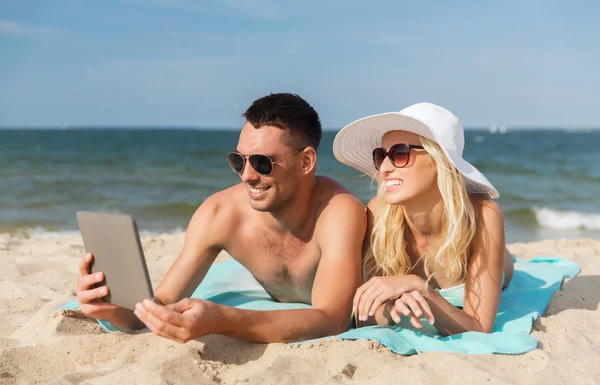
[{"xmin": 1, "ymin": 128, "xmax": 599, "ymax": 243}]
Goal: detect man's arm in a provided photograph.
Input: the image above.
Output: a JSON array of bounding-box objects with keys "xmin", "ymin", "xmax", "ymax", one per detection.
[
  {"xmin": 95, "ymin": 193, "xmax": 229, "ymax": 330},
  {"xmin": 153, "ymin": 193, "xmax": 230, "ymax": 305},
  {"xmin": 135, "ymin": 193, "xmax": 366, "ymax": 343}
]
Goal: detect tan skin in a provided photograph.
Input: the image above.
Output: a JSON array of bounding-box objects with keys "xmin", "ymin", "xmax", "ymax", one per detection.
[
  {"xmin": 75, "ymin": 122, "xmax": 366, "ymax": 343},
  {"xmin": 353, "ymin": 130, "xmax": 514, "ymax": 335}
]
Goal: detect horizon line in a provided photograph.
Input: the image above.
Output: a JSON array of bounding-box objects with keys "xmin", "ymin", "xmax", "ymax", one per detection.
[{"xmin": 1, "ymin": 125, "xmax": 599, "ymax": 132}]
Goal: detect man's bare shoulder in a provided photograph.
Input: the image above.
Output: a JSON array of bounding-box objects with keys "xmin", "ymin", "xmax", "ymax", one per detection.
[
  {"xmin": 314, "ymin": 176, "xmax": 366, "ymax": 224},
  {"xmin": 208, "ymin": 183, "xmax": 248, "ymax": 203},
  {"xmin": 314, "ymin": 175, "xmax": 364, "ymax": 206},
  {"xmin": 313, "ymin": 177, "xmax": 367, "ymax": 257},
  {"xmin": 188, "ymin": 184, "xmax": 247, "ymax": 234}
]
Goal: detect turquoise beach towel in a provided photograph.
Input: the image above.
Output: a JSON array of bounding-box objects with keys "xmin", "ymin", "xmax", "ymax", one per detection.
[{"xmin": 63, "ymin": 256, "xmax": 580, "ymax": 355}]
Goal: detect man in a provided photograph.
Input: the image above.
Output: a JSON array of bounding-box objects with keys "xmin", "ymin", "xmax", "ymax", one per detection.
[{"xmin": 74, "ymin": 93, "xmax": 366, "ymax": 343}]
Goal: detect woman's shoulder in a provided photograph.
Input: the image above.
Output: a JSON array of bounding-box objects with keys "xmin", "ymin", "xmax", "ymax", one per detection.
[
  {"xmin": 469, "ymin": 194, "xmax": 504, "ymax": 226},
  {"xmin": 367, "ymin": 196, "xmax": 377, "ymax": 210}
]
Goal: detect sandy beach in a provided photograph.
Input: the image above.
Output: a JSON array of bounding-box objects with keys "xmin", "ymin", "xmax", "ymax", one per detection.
[{"xmin": 1, "ymin": 232, "xmax": 598, "ymax": 385}]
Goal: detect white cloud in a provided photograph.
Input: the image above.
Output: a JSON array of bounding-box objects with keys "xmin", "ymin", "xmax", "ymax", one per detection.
[{"xmin": 0, "ymin": 20, "xmax": 62, "ymax": 36}]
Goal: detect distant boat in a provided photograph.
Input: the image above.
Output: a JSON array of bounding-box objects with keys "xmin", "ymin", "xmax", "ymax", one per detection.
[{"xmin": 488, "ymin": 124, "xmax": 507, "ymax": 134}]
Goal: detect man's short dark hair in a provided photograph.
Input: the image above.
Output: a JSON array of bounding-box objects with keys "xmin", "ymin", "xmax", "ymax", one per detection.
[{"xmin": 242, "ymin": 93, "xmax": 322, "ymax": 151}]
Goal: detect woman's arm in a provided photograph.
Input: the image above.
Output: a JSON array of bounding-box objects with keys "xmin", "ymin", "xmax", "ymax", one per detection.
[
  {"xmin": 356, "ymin": 200, "xmax": 506, "ymax": 335},
  {"xmin": 423, "ymin": 199, "xmax": 506, "ymax": 335}
]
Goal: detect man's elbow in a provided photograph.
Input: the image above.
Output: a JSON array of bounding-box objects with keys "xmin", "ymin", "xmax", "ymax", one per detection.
[
  {"xmin": 329, "ymin": 321, "xmax": 350, "ymax": 336},
  {"xmin": 321, "ymin": 312, "xmax": 350, "ymax": 336},
  {"xmin": 307, "ymin": 308, "xmax": 349, "ymax": 337},
  {"xmin": 287, "ymin": 313, "xmax": 348, "ymax": 342}
]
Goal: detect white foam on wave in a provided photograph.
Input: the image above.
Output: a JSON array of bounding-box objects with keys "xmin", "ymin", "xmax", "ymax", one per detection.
[
  {"xmin": 19, "ymin": 227, "xmax": 80, "ymax": 238},
  {"xmin": 534, "ymin": 206, "xmax": 600, "ymax": 231},
  {"xmin": 3, "ymin": 226, "xmax": 186, "ymax": 238},
  {"xmin": 139, "ymin": 227, "xmax": 186, "ymax": 237}
]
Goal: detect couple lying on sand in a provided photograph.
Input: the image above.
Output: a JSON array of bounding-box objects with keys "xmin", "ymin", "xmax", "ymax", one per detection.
[{"xmin": 74, "ymin": 93, "xmax": 515, "ymax": 343}]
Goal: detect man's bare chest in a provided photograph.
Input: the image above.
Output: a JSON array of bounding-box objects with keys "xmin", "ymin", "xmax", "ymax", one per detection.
[{"xmin": 226, "ymin": 231, "xmax": 321, "ymax": 303}]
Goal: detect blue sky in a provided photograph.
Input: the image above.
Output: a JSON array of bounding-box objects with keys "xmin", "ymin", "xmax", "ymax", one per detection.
[{"xmin": 1, "ymin": 0, "xmax": 598, "ymax": 129}]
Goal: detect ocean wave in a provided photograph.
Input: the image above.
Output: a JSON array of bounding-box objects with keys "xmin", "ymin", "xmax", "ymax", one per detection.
[
  {"xmin": 1, "ymin": 226, "xmax": 186, "ymax": 237},
  {"xmin": 139, "ymin": 227, "xmax": 186, "ymax": 236},
  {"xmin": 533, "ymin": 207, "xmax": 600, "ymax": 231},
  {"xmin": 471, "ymin": 161, "xmax": 600, "ymax": 184},
  {"xmin": 23, "ymin": 227, "xmax": 81, "ymax": 238}
]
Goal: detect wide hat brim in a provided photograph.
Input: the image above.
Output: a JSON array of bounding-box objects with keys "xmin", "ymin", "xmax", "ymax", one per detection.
[{"xmin": 333, "ymin": 112, "xmax": 500, "ymax": 199}]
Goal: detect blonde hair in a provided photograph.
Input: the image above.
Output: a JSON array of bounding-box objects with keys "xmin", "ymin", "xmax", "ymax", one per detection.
[{"xmin": 364, "ymin": 137, "xmax": 478, "ymax": 284}]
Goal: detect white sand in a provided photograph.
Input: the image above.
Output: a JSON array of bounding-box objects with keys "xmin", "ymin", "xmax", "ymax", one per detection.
[{"xmin": 1, "ymin": 233, "xmax": 599, "ymax": 385}]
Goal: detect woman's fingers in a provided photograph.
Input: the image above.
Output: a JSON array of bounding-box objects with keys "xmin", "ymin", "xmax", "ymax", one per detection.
[
  {"xmin": 394, "ymin": 296, "xmax": 423, "ymax": 328},
  {"xmin": 409, "ymin": 313, "xmax": 423, "ymax": 328},
  {"xmin": 408, "ymin": 290, "xmax": 435, "ymax": 324},
  {"xmin": 399, "ymin": 295, "xmax": 424, "ymax": 328},
  {"xmin": 353, "ymin": 279, "xmax": 375, "ymax": 313},
  {"xmin": 355, "ymin": 278, "xmax": 432, "ymax": 324},
  {"xmin": 357, "ymin": 283, "xmax": 381, "ymax": 320},
  {"xmin": 391, "ymin": 298, "xmax": 421, "ymax": 327},
  {"xmin": 368, "ymin": 291, "xmax": 393, "ymax": 319},
  {"xmin": 389, "ymin": 291, "xmax": 435, "ymax": 329},
  {"xmin": 387, "ymin": 301, "xmax": 402, "ymax": 324},
  {"xmin": 394, "ymin": 298, "xmax": 412, "ymax": 318},
  {"xmin": 401, "ymin": 293, "xmax": 423, "ymax": 318}
]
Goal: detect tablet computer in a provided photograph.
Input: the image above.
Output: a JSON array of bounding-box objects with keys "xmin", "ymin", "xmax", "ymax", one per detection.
[{"xmin": 76, "ymin": 211, "xmax": 154, "ymax": 310}]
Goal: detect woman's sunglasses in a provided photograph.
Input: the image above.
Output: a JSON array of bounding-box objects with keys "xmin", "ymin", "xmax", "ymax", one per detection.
[
  {"xmin": 372, "ymin": 143, "xmax": 425, "ymax": 170},
  {"xmin": 227, "ymin": 147, "xmax": 307, "ymax": 176}
]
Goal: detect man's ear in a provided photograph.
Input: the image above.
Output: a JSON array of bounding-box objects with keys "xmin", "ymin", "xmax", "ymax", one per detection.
[{"xmin": 301, "ymin": 147, "xmax": 317, "ymax": 175}]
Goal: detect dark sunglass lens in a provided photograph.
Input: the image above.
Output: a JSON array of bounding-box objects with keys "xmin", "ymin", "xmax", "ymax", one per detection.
[
  {"xmin": 227, "ymin": 153, "xmax": 244, "ymax": 173},
  {"xmin": 249, "ymin": 155, "xmax": 273, "ymax": 175},
  {"xmin": 372, "ymin": 148, "xmax": 386, "ymax": 170},
  {"xmin": 391, "ymin": 144, "xmax": 410, "ymax": 167}
]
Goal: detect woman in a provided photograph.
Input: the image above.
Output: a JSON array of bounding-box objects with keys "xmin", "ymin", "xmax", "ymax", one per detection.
[{"xmin": 333, "ymin": 102, "xmax": 514, "ymax": 335}]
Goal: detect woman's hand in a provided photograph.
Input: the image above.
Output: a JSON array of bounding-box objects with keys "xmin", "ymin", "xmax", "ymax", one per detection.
[
  {"xmin": 388, "ymin": 290, "xmax": 435, "ymax": 328},
  {"xmin": 353, "ymin": 274, "xmax": 431, "ymax": 322}
]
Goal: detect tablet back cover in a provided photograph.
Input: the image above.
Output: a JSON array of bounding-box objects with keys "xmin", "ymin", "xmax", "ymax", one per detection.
[{"xmin": 76, "ymin": 211, "xmax": 154, "ymax": 310}]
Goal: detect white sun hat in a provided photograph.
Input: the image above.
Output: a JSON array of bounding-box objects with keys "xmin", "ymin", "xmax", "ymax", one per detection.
[{"xmin": 333, "ymin": 102, "xmax": 499, "ymax": 199}]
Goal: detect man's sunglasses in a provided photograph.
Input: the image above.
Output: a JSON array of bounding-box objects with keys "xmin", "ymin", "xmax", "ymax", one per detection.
[
  {"xmin": 227, "ymin": 147, "xmax": 307, "ymax": 176},
  {"xmin": 373, "ymin": 143, "xmax": 425, "ymax": 170}
]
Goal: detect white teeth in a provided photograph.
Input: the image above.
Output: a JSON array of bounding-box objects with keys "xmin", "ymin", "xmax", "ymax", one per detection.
[
  {"xmin": 250, "ymin": 187, "xmax": 267, "ymax": 194},
  {"xmin": 386, "ymin": 180, "xmax": 403, "ymax": 187}
]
